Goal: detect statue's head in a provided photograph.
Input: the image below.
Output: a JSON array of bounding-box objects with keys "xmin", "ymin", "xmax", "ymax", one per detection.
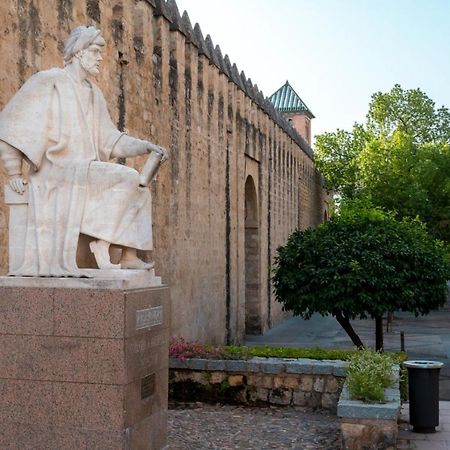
[{"xmin": 64, "ymin": 26, "xmax": 106, "ymax": 76}]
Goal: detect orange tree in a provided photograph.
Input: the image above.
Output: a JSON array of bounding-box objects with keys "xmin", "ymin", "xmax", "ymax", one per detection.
[{"xmin": 272, "ymin": 202, "xmax": 449, "ymax": 350}]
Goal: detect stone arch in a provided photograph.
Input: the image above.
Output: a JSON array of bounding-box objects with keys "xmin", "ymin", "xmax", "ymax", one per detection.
[{"xmin": 244, "ymin": 175, "xmax": 261, "ymax": 334}]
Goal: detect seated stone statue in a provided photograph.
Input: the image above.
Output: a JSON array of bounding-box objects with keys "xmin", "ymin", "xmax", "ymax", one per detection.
[{"xmin": 0, "ymin": 26, "xmax": 168, "ymax": 277}]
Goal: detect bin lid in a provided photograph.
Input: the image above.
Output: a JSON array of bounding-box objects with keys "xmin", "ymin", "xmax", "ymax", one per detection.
[{"xmin": 404, "ymin": 360, "xmax": 444, "ymax": 369}]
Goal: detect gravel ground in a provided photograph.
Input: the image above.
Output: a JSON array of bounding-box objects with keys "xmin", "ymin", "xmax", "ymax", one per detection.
[{"xmin": 168, "ymin": 403, "xmax": 341, "ymax": 450}]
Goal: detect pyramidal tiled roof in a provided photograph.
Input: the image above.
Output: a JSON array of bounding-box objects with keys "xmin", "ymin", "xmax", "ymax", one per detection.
[{"xmin": 269, "ymin": 81, "xmax": 314, "ymax": 118}]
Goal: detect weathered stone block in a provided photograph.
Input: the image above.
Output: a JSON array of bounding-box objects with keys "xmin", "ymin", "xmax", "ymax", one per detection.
[
  {"xmin": 185, "ymin": 359, "xmax": 208, "ymax": 371},
  {"xmin": 189, "ymin": 371, "xmax": 209, "ymax": 385},
  {"xmin": 172, "ymin": 371, "xmax": 192, "ymax": 382},
  {"xmin": 313, "ymin": 377, "xmax": 325, "ymax": 393},
  {"xmin": 333, "ymin": 364, "xmax": 348, "ymax": 377},
  {"xmin": 311, "ymin": 361, "xmax": 335, "ymax": 374},
  {"xmin": 285, "ymin": 359, "xmax": 314, "ymax": 374},
  {"xmin": 228, "ymin": 374, "xmax": 244, "ymax": 386},
  {"xmin": 273, "ymin": 375, "xmax": 299, "ymax": 390},
  {"xmin": 322, "ymin": 392, "xmax": 338, "ymax": 410},
  {"xmin": 210, "ymin": 372, "xmax": 226, "ymax": 384},
  {"xmin": 325, "ymin": 376, "xmax": 340, "ymax": 394},
  {"xmin": 306, "ymin": 392, "xmax": 323, "ymax": 408},
  {"xmin": 292, "ymin": 391, "xmax": 310, "ymax": 406},
  {"xmin": 246, "ymin": 359, "xmax": 262, "ymax": 373},
  {"xmin": 248, "ymin": 387, "xmax": 270, "ymax": 404},
  {"xmin": 247, "ymin": 374, "xmax": 273, "ymax": 389},
  {"xmin": 260, "ymin": 359, "xmax": 286, "ymax": 374},
  {"xmin": 206, "ymin": 360, "xmax": 226, "ymax": 371},
  {"xmin": 341, "ymin": 419, "xmax": 397, "ymax": 450},
  {"xmin": 269, "ymin": 388, "xmax": 292, "ymax": 406},
  {"xmin": 224, "ymin": 360, "xmax": 247, "ymax": 372},
  {"xmin": 169, "ymin": 359, "xmax": 188, "ymax": 370},
  {"xmin": 299, "ymin": 375, "xmax": 313, "ymax": 392}
]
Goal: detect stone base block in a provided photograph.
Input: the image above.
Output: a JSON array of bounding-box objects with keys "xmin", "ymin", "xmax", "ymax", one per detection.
[
  {"xmin": 340, "ymin": 418, "xmax": 397, "ymax": 450},
  {"xmin": 0, "ymin": 281, "xmax": 170, "ymax": 450}
]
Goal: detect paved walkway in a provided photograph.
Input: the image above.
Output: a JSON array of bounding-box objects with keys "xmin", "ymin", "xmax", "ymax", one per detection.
[
  {"xmin": 398, "ymin": 401, "xmax": 450, "ymax": 450},
  {"xmin": 167, "ymin": 301, "xmax": 450, "ymax": 449},
  {"xmin": 168, "ymin": 403, "xmax": 341, "ymax": 449},
  {"xmin": 244, "ymin": 300, "xmax": 450, "ymax": 448},
  {"xmin": 246, "ymin": 300, "xmax": 450, "ymax": 399}
]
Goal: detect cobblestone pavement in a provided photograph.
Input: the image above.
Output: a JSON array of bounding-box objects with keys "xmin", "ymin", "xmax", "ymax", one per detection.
[{"xmin": 168, "ymin": 403, "xmax": 341, "ymax": 449}]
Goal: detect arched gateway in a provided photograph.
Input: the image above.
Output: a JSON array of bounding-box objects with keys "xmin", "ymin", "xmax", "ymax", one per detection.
[{"xmin": 244, "ymin": 175, "xmax": 262, "ymax": 334}]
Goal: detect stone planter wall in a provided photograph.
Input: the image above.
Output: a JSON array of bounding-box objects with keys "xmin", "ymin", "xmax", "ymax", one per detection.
[
  {"xmin": 170, "ymin": 357, "xmax": 402, "ymax": 448},
  {"xmin": 169, "ymin": 357, "xmax": 347, "ymax": 411},
  {"xmin": 337, "ymin": 367, "xmax": 401, "ymax": 450}
]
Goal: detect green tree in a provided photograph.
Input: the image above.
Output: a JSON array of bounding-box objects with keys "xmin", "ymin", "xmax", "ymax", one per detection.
[
  {"xmin": 272, "ymin": 201, "xmax": 450, "ymax": 350},
  {"xmin": 315, "ymin": 84, "xmax": 450, "ymax": 242},
  {"xmin": 366, "ymin": 84, "xmax": 450, "ymax": 143},
  {"xmin": 315, "ymin": 124, "xmax": 368, "ymax": 198},
  {"xmin": 359, "ymin": 134, "xmax": 450, "ymax": 241}
]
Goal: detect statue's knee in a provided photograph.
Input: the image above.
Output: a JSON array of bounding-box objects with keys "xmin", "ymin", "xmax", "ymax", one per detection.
[{"xmin": 120, "ymin": 166, "xmax": 139, "ymax": 187}]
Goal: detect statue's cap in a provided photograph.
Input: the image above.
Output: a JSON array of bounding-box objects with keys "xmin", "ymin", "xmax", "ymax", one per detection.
[{"xmin": 64, "ymin": 26, "xmax": 104, "ymax": 63}]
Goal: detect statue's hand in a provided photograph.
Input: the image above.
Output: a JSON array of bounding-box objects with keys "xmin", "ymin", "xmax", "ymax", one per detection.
[
  {"xmin": 149, "ymin": 144, "xmax": 169, "ymax": 163},
  {"xmin": 9, "ymin": 175, "xmax": 26, "ymax": 194},
  {"xmin": 158, "ymin": 146, "xmax": 169, "ymax": 163}
]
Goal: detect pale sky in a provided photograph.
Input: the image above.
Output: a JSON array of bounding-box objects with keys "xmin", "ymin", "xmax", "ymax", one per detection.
[{"xmin": 175, "ymin": 0, "xmax": 450, "ymax": 143}]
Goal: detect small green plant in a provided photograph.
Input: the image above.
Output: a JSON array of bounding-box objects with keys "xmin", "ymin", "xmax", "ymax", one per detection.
[{"xmin": 346, "ymin": 349, "xmax": 395, "ymax": 402}]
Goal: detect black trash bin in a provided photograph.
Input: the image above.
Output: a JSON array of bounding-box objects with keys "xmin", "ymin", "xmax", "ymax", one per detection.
[{"xmin": 404, "ymin": 360, "xmax": 444, "ymax": 433}]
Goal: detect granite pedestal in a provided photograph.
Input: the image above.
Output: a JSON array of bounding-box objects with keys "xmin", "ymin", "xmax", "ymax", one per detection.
[{"xmin": 0, "ymin": 277, "xmax": 170, "ymax": 450}]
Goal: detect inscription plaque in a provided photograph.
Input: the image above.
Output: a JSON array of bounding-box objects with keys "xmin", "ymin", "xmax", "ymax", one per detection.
[
  {"xmin": 141, "ymin": 373, "xmax": 156, "ymax": 399},
  {"xmin": 136, "ymin": 305, "xmax": 163, "ymax": 330}
]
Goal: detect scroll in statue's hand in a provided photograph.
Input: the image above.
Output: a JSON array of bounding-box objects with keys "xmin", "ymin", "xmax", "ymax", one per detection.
[
  {"xmin": 149, "ymin": 143, "xmax": 169, "ymax": 163},
  {"xmin": 138, "ymin": 144, "xmax": 169, "ymax": 187},
  {"xmin": 9, "ymin": 175, "xmax": 26, "ymax": 194}
]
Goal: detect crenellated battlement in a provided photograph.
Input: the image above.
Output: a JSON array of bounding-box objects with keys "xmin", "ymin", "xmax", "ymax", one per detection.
[{"xmin": 153, "ymin": 0, "xmax": 313, "ymax": 157}]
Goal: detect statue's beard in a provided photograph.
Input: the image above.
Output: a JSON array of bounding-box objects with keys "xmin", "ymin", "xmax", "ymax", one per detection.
[{"xmin": 79, "ymin": 56, "xmax": 99, "ymax": 76}]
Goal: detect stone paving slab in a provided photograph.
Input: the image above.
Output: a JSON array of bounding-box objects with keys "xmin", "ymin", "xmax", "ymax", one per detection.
[
  {"xmin": 168, "ymin": 403, "xmax": 341, "ymax": 449},
  {"xmin": 397, "ymin": 401, "xmax": 450, "ymax": 450}
]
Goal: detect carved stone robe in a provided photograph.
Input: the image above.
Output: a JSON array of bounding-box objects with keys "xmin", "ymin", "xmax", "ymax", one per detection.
[{"xmin": 0, "ymin": 68, "xmax": 152, "ymax": 276}]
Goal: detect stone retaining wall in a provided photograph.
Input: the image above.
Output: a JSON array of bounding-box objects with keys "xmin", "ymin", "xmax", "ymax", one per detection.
[
  {"xmin": 169, "ymin": 357, "xmax": 347, "ymax": 411},
  {"xmin": 170, "ymin": 357, "xmax": 403, "ymax": 449}
]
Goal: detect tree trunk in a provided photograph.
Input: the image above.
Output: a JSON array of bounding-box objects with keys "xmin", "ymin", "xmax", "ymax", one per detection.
[
  {"xmin": 375, "ymin": 315, "xmax": 383, "ymax": 351},
  {"xmin": 334, "ymin": 311, "xmax": 365, "ymax": 348}
]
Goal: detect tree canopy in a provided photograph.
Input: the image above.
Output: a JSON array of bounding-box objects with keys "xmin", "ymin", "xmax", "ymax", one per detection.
[
  {"xmin": 315, "ymin": 84, "xmax": 450, "ymax": 242},
  {"xmin": 272, "ymin": 201, "xmax": 450, "ymax": 350}
]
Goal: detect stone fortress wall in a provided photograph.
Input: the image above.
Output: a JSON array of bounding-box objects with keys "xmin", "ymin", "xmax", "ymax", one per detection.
[{"xmin": 0, "ymin": 0, "xmax": 328, "ymax": 343}]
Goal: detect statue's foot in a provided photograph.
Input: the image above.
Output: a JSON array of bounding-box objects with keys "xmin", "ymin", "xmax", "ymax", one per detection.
[
  {"xmin": 89, "ymin": 240, "xmax": 121, "ymax": 270},
  {"xmin": 120, "ymin": 256, "xmax": 154, "ymax": 270}
]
